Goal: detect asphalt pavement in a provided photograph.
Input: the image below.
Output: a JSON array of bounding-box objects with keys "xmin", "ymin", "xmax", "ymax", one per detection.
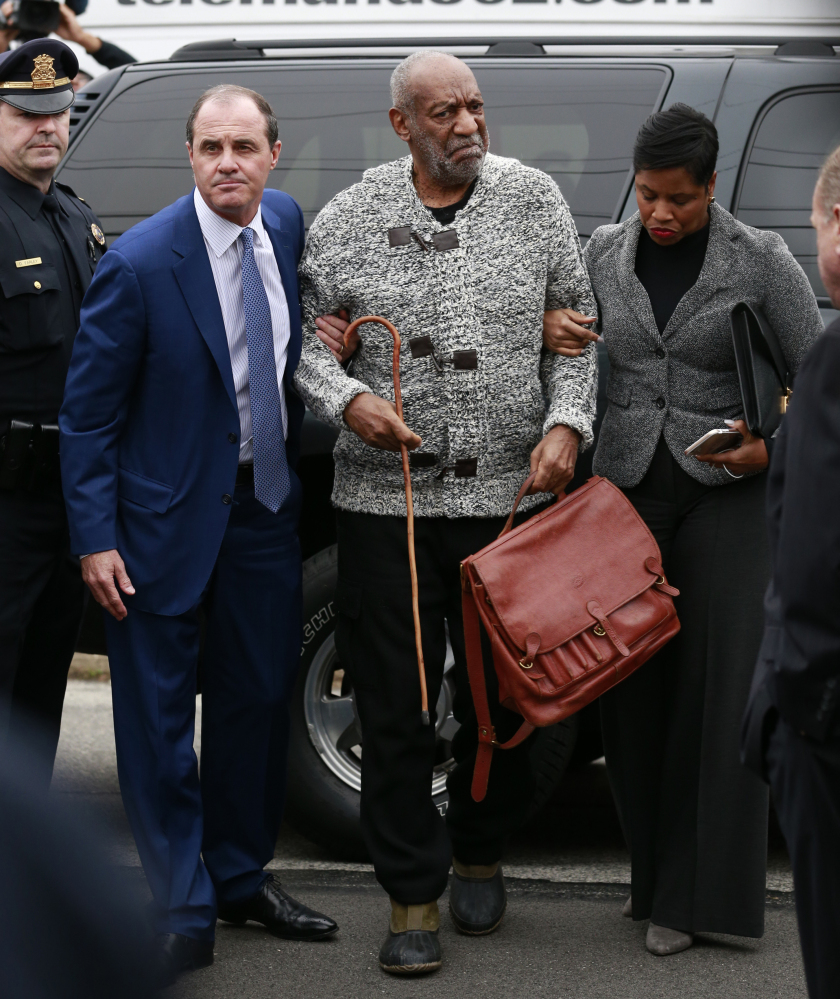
[{"xmin": 52, "ymin": 676, "xmax": 807, "ymax": 998}]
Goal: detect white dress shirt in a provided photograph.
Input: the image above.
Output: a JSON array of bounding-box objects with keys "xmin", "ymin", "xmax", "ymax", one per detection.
[{"xmin": 194, "ymin": 187, "xmax": 291, "ymax": 463}]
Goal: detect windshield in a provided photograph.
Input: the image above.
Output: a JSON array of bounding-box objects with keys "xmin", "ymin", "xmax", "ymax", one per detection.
[{"xmin": 58, "ymin": 62, "xmax": 666, "ymax": 240}]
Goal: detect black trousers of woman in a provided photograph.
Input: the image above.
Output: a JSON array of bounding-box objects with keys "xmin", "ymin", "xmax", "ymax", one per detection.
[{"xmin": 600, "ymin": 439, "xmax": 770, "ymax": 938}]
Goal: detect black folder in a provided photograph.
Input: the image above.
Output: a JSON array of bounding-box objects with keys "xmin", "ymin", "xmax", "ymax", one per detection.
[{"xmin": 730, "ymin": 302, "xmax": 791, "ymax": 439}]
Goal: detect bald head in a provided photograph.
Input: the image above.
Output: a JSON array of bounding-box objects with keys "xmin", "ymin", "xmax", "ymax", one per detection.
[
  {"xmin": 812, "ymin": 144, "xmax": 840, "ymax": 308},
  {"xmin": 390, "ymin": 51, "xmax": 475, "ymax": 117},
  {"xmin": 388, "ymin": 51, "xmax": 488, "ymax": 194}
]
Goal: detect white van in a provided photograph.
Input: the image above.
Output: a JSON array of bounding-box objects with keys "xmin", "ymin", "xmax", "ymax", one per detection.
[{"xmin": 69, "ymin": 0, "xmax": 840, "ymax": 74}]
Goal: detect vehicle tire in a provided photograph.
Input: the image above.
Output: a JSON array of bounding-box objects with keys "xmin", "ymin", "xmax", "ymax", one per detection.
[{"xmin": 284, "ymin": 545, "xmax": 579, "ymax": 860}]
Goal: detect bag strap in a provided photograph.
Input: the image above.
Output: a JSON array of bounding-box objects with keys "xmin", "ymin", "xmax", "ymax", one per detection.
[
  {"xmin": 498, "ymin": 473, "xmax": 537, "ymax": 538},
  {"xmin": 462, "ymin": 572, "xmax": 535, "ymax": 802}
]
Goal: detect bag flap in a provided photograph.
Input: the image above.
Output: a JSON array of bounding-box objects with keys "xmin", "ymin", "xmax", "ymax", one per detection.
[
  {"xmin": 746, "ymin": 303, "xmax": 789, "ymax": 387},
  {"xmin": 730, "ymin": 302, "xmax": 787, "ymax": 438},
  {"xmin": 468, "ymin": 477, "xmax": 662, "ymax": 653}
]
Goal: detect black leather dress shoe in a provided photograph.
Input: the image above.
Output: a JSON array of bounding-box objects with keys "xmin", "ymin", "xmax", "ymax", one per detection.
[
  {"xmin": 153, "ymin": 933, "xmax": 214, "ymax": 988},
  {"xmin": 216, "ymin": 874, "xmax": 338, "ymax": 940},
  {"xmin": 449, "ymin": 861, "xmax": 506, "ymax": 935}
]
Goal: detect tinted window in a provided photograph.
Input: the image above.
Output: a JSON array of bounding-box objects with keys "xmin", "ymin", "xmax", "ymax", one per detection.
[
  {"xmin": 735, "ymin": 89, "xmax": 840, "ymax": 300},
  {"xmin": 58, "ymin": 63, "xmax": 665, "ymax": 240}
]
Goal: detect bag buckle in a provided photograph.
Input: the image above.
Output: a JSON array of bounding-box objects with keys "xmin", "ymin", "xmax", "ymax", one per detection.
[
  {"xmin": 478, "ymin": 724, "xmax": 498, "ymax": 747},
  {"xmin": 518, "ymin": 633, "xmax": 542, "ymax": 670}
]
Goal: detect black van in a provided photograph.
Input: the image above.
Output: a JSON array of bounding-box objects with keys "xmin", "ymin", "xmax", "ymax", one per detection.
[{"xmin": 61, "ymin": 36, "xmax": 840, "ymax": 858}]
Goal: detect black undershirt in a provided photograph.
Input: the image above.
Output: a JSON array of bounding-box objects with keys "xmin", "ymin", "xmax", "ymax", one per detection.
[
  {"xmin": 634, "ymin": 221, "xmax": 710, "ymax": 334},
  {"xmin": 426, "ymin": 179, "xmax": 477, "ymax": 226}
]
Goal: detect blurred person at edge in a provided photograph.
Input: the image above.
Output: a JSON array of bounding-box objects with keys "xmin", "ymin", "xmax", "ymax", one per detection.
[
  {"xmin": 297, "ymin": 50, "xmax": 596, "ymax": 976},
  {"xmin": 0, "ymin": 39, "xmax": 107, "ymax": 787},
  {"xmin": 0, "ymin": 730, "xmax": 155, "ymax": 999},
  {"xmin": 59, "ymin": 83, "xmax": 338, "ymax": 988},
  {"xmin": 741, "ymin": 145, "xmax": 840, "ymax": 999},
  {"xmin": 0, "ymin": 3, "xmax": 135, "ymax": 70},
  {"xmin": 542, "ymin": 103, "xmax": 823, "ymax": 956}
]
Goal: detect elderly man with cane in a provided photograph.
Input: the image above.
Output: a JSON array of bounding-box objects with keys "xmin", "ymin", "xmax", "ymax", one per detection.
[{"xmin": 295, "ymin": 50, "xmax": 597, "ymax": 975}]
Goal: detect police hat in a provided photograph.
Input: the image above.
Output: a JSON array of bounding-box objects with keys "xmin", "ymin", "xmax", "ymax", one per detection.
[{"xmin": 0, "ymin": 39, "xmax": 77, "ymax": 115}]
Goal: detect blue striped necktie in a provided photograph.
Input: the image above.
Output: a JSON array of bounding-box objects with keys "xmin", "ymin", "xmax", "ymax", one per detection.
[{"xmin": 240, "ymin": 226, "xmax": 289, "ymax": 513}]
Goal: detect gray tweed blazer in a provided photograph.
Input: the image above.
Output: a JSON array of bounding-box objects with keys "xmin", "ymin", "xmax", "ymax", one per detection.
[{"xmin": 584, "ymin": 202, "xmax": 824, "ymax": 488}]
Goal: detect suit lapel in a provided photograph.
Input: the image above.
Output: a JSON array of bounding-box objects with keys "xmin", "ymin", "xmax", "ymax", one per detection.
[
  {"xmin": 262, "ymin": 205, "xmax": 302, "ymax": 381},
  {"xmin": 172, "ymin": 198, "xmax": 238, "ymax": 413},
  {"xmin": 661, "ymin": 202, "xmax": 735, "ymax": 340},
  {"xmin": 615, "ymin": 215, "xmax": 662, "ymax": 346}
]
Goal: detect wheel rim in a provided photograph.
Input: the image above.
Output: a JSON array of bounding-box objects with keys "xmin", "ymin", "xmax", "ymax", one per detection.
[{"xmin": 303, "ymin": 632, "xmax": 460, "ymax": 796}]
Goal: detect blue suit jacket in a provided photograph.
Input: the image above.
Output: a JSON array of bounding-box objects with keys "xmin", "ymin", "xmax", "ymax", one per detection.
[{"xmin": 59, "ymin": 190, "xmax": 306, "ymax": 616}]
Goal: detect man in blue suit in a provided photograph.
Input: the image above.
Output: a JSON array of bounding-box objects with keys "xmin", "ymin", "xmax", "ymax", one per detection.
[{"xmin": 59, "ymin": 84, "xmax": 338, "ymax": 985}]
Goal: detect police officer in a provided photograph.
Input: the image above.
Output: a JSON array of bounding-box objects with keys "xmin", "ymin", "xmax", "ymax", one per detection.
[{"xmin": 0, "ymin": 39, "xmax": 106, "ymax": 784}]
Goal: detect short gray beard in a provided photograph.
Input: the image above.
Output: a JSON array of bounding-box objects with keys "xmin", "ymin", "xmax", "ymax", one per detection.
[{"xmin": 412, "ymin": 126, "xmax": 487, "ymax": 186}]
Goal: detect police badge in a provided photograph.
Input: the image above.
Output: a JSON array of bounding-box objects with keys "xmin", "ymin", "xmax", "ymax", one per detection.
[
  {"xmin": 31, "ymin": 54, "xmax": 57, "ymax": 90},
  {"xmin": 90, "ymin": 223, "xmax": 105, "ymax": 246}
]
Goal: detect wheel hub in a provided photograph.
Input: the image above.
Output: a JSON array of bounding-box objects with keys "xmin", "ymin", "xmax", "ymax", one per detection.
[{"xmin": 303, "ymin": 632, "xmax": 459, "ymax": 796}]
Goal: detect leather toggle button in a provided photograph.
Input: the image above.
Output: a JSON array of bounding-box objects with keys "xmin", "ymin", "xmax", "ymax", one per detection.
[
  {"xmin": 228, "ymin": 433, "xmax": 237, "ymax": 443},
  {"xmin": 656, "ymin": 397, "xmax": 666, "ymax": 409},
  {"xmin": 387, "ymin": 226, "xmax": 412, "ymax": 248},
  {"xmin": 387, "ymin": 226, "xmax": 459, "ymax": 252},
  {"xmin": 655, "ymin": 347, "xmax": 665, "ymax": 358},
  {"xmin": 431, "ymin": 230, "xmax": 459, "ymax": 252},
  {"xmin": 435, "ymin": 457, "xmax": 478, "ymax": 480},
  {"xmin": 409, "ymin": 338, "xmax": 478, "ymax": 374},
  {"xmin": 409, "ymin": 336, "xmax": 435, "ymax": 360},
  {"xmin": 452, "ymin": 349, "xmax": 478, "ymax": 370},
  {"xmin": 222, "ymin": 494, "xmax": 232, "ymax": 505},
  {"xmin": 409, "ymin": 451, "xmax": 438, "ymax": 469}
]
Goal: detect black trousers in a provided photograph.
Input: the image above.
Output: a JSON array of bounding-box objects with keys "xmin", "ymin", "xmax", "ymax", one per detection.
[
  {"xmin": 766, "ymin": 718, "xmax": 840, "ymax": 999},
  {"xmin": 0, "ymin": 484, "xmax": 84, "ymax": 787},
  {"xmin": 335, "ymin": 510, "xmax": 537, "ymax": 905},
  {"xmin": 600, "ymin": 440, "xmax": 770, "ymax": 937}
]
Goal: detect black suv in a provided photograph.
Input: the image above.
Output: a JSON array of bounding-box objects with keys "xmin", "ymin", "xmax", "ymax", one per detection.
[{"xmin": 61, "ymin": 36, "xmax": 840, "ymax": 858}]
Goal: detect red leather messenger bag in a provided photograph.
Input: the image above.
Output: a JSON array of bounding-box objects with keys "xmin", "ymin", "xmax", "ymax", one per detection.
[{"xmin": 460, "ymin": 474, "xmax": 681, "ymax": 803}]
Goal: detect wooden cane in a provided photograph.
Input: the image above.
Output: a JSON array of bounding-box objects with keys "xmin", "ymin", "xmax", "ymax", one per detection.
[{"xmin": 342, "ymin": 315, "xmax": 430, "ymax": 726}]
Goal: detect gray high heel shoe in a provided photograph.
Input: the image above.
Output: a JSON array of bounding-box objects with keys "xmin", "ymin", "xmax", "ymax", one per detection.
[{"xmin": 646, "ymin": 922, "xmax": 694, "ymax": 956}]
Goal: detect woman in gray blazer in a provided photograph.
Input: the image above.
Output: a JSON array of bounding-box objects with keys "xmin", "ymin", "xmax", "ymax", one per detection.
[{"xmin": 545, "ymin": 104, "xmax": 824, "ymax": 956}]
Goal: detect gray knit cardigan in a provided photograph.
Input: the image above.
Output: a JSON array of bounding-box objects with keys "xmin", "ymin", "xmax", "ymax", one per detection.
[
  {"xmin": 585, "ymin": 202, "xmax": 824, "ymax": 488},
  {"xmin": 294, "ymin": 153, "xmax": 598, "ymax": 518}
]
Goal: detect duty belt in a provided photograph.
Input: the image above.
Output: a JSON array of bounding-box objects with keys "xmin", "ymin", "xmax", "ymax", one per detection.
[{"xmin": 0, "ymin": 420, "xmax": 61, "ymax": 491}]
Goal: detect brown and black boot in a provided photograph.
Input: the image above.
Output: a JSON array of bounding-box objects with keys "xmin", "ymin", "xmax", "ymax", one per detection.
[
  {"xmin": 378, "ymin": 899, "xmax": 442, "ymax": 976},
  {"xmin": 449, "ymin": 860, "xmax": 506, "ymax": 935}
]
